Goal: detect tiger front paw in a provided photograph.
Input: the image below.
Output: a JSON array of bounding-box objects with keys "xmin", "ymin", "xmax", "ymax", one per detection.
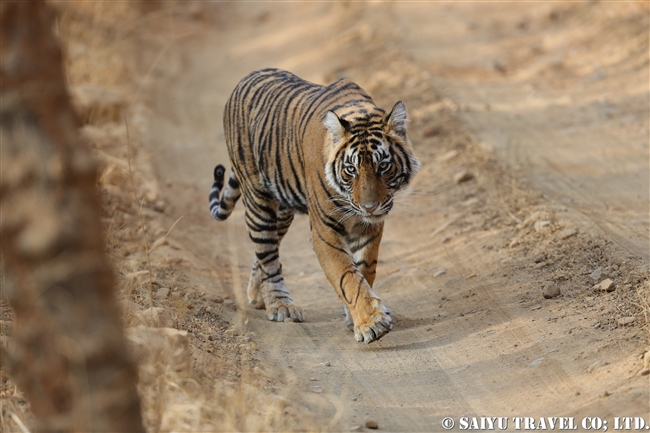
[
  {"xmin": 265, "ymin": 300, "xmax": 304, "ymax": 322},
  {"xmin": 352, "ymin": 303, "xmax": 392, "ymax": 343}
]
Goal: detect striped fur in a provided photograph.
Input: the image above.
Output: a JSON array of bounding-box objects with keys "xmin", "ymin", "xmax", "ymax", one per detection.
[{"xmin": 209, "ymin": 68, "xmax": 419, "ymax": 343}]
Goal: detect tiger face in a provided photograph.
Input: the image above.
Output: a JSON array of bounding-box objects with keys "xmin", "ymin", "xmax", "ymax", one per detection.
[{"xmin": 324, "ymin": 101, "xmax": 421, "ymax": 224}]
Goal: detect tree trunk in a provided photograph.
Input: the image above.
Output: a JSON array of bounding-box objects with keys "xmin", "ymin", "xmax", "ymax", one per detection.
[{"xmin": 0, "ymin": 2, "xmax": 144, "ymax": 431}]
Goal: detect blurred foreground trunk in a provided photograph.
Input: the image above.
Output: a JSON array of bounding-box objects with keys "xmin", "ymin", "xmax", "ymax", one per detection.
[{"xmin": 0, "ymin": 2, "xmax": 144, "ymax": 431}]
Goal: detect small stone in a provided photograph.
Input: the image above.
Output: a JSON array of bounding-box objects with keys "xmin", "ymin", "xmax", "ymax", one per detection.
[
  {"xmin": 365, "ymin": 420, "xmax": 379, "ymax": 429},
  {"xmin": 616, "ymin": 317, "xmax": 635, "ymax": 326},
  {"xmin": 325, "ymin": 361, "xmax": 331, "ymax": 367},
  {"xmin": 557, "ymin": 228, "xmax": 577, "ymax": 240},
  {"xmin": 542, "ymin": 283, "xmax": 561, "ymax": 299},
  {"xmin": 509, "ymin": 238, "xmax": 521, "ymax": 248},
  {"xmin": 309, "ymin": 377, "xmax": 318, "ymax": 381},
  {"xmin": 587, "ymin": 360, "xmax": 608, "ymax": 373},
  {"xmin": 453, "ymin": 170, "xmax": 474, "ymax": 184},
  {"xmin": 433, "ymin": 269, "xmax": 446, "ymax": 277},
  {"xmin": 155, "ymin": 287, "xmax": 171, "ymax": 299},
  {"xmin": 528, "ymin": 357, "xmax": 544, "ymax": 368},
  {"xmin": 533, "ymin": 220, "xmax": 552, "ymax": 232},
  {"xmin": 600, "ymin": 391, "xmax": 610, "ymax": 398},
  {"xmin": 643, "ymin": 351, "xmax": 650, "ymax": 369},
  {"xmin": 532, "ymin": 252, "xmax": 546, "ymax": 263},
  {"xmin": 553, "ymin": 269, "xmax": 567, "ymax": 281},
  {"xmin": 589, "ymin": 267, "xmax": 604, "ymax": 283},
  {"xmin": 350, "ymin": 426, "xmax": 363, "ymax": 432},
  {"xmin": 593, "ymin": 278, "xmax": 616, "ymax": 292},
  {"xmin": 223, "ymin": 299, "xmax": 235, "ymax": 305},
  {"xmin": 638, "ymin": 368, "xmax": 650, "ymax": 376}
]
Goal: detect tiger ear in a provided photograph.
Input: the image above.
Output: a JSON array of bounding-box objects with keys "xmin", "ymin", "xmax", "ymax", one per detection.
[
  {"xmin": 324, "ymin": 111, "xmax": 351, "ymax": 144},
  {"xmin": 386, "ymin": 101, "xmax": 408, "ymax": 138}
]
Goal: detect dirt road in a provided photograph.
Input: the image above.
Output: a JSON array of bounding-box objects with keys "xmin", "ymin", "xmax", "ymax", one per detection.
[
  {"xmin": 398, "ymin": 3, "xmax": 649, "ymax": 262},
  {"xmin": 138, "ymin": 3, "xmax": 648, "ymax": 430}
]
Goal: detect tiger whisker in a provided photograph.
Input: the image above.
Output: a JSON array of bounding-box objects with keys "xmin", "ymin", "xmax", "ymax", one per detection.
[
  {"xmin": 334, "ymin": 208, "xmax": 358, "ymax": 226},
  {"xmin": 326, "ymin": 202, "xmax": 354, "ymax": 220}
]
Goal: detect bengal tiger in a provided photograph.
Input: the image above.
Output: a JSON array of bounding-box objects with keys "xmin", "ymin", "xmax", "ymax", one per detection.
[{"xmin": 209, "ymin": 68, "xmax": 420, "ymax": 343}]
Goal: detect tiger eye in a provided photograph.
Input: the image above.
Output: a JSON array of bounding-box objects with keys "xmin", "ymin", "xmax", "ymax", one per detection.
[{"xmin": 344, "ymin": 165, "xmax": 357, "ymax": 177}]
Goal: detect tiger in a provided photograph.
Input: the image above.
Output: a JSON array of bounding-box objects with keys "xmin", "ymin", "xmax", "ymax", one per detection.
[{"xmin": 209, "ymin": 68, "xmax": 420, "ymax": 343}]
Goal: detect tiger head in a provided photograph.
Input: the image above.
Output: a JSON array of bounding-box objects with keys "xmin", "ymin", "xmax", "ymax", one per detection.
[{"xmin": 323, "ymin": 101, "xmax": 421, "ymax": 224}]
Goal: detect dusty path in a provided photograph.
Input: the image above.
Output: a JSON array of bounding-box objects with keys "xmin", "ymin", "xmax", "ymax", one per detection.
[
  {"xmin": 397, "ymin": 3, "xmax": 649, "ymax": 263},
  {"xmin": 140, "ymin": 3, "xmax": 649, "ymax": 430}
]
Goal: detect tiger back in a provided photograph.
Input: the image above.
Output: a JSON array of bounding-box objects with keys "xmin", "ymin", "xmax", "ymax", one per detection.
[{"xmin": 209, "ymin": 68, "xmax": 419, "ymax": 343}]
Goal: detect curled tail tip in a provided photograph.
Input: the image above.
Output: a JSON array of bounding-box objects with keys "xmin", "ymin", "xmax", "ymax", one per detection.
[{"xmin": 214, "ymin": 164, "xmax": 225, "ymax": 181}]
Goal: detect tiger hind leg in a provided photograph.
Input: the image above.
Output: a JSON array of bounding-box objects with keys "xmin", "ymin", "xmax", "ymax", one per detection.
[{"xmin": 245, "ymin": 202, "xmax": 303, "ymax": 322}]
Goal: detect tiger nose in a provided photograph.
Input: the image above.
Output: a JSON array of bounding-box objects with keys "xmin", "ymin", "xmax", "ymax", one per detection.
[{"xmin": 361, "ymin": 203, "xmax": 378, "ymax": 213}]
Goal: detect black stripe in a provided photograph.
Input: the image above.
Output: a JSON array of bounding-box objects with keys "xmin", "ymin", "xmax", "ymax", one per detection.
[
  {"xmin": 249, "ymin": 235, "xmax": 278, "ymax": 245},
  {"xmin": 314, "ymin": 229, "xmax": 348, "ymax": 256},
  {"xmin": 350, "ymin": 234, "xmax": 379, "ymax": 254},
  {"xmin": 339, "ymin": 270, "xmax": 358, "ymax": 304}
]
